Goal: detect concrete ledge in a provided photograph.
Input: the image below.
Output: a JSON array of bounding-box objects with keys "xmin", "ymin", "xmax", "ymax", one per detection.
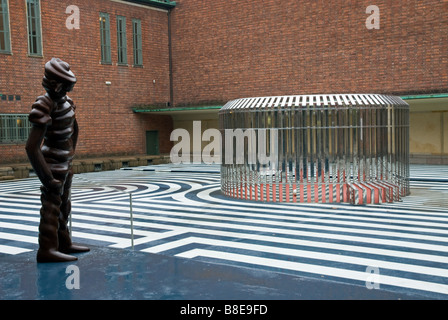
[
  {"xmin": 0, "ymin": 167, "xmax": 14, "ymax": 178},
  {"xmin": 10, "ymin": 164, "xmax": 34, "ymax": 180},
  {"xmin": 0, "ymin": 166, "xmax": 17, "ymax": 181},
  {"xmin": 0, "ymin": 155, "xmax": 171, "ymax": 180},
  {"xmin": 410, "ymin": 154, "xmax": 448, "ymax": 165},
  {"xmin": 0, "ymin": 175, "xmax": 15, "ymax": 181}
]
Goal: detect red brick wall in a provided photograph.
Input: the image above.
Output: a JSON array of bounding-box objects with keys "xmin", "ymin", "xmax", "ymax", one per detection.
[
  {"xmin": 0, "ymin": 0, "xmax": 172, "ymax": 164},
  {"xmin": 139, "ymin": 113, "xmax": 174, "ymax": 154},
  {"xmin": 171, "ymin": 0, "xmax": 448, "ymax": 106},
  {"xmin": 2, "ymin": 0, "xmax": 447, "ymax": 164}
]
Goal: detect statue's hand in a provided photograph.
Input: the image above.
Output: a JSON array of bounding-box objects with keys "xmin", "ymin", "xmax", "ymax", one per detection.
[{"xmin": 47, "ymin": 178, "xmax": 63, "ymax": 195}]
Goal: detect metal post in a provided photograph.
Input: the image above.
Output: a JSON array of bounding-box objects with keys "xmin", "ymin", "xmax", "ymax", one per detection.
[
  {"xmin": 73, "ymin": 175, "xmax": 136, "ymax": 250},
  {"xmin": 129, "ymin": 193, "xmax": 134, "ymax": 250},
  {"xmin": 69, "ymin": 188, "xmax": 72, "ymax": 238}
]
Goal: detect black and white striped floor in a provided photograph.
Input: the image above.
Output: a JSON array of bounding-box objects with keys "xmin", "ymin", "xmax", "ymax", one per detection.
[{"xmin": 1, "ymin": 164, "xmax": 448, "ymax": 298}]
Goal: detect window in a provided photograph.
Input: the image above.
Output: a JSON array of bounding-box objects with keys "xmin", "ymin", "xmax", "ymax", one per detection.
[
  {"xmin": 0, "ymin": 114, "xmax": 32, "ymax": 144},
  {"xmin": 0, "ymin": 0, "xmax": 11, "ymax": 54},
  {"xmin": 116, "ymin": 16, "xmax": 127, "ymax": 65},
  {"xmin": 26, "ymin": 0, "xmax": 42, "ymax": 56},
  {"xmin": 132, "ymin": 19, "xmax": 143, "ymax": 66},
  {"xmin": 99, "ymin": 12, "xmax": 111, "ymax": 64}
]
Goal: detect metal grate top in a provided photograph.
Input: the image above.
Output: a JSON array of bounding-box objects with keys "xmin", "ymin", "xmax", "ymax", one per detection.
[{"xmin": 220, "ymin": 94, "xmax": 408, "ymax": 112}]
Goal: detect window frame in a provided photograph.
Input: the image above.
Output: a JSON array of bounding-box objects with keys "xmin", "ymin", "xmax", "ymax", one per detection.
[
  {"xmin": 0, "ymin": 114, "xmax": 32, "ymax": 144},
  {"xmin": 26, "ymin": 0, "xmax": 43, "ymax": 57},
  {"xmin": 132, "ymin": 18, "xmax": 143, "ymax": 67},
  {"xmin": 99, "ymin": 12, "xmax": 112, "ymax": 64},
  {"xmin": 116, "ymin": 15, "xmax": 127, "ymax": 65},
  {"xmin": 0, "ymin": 0, "xmax": 11, "ymax": 54}
]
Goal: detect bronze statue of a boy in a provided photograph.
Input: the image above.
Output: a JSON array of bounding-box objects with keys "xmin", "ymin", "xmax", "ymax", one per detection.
[{"xmin": 26, "ymin": 58, "xmax": 89, "ymax": 262}]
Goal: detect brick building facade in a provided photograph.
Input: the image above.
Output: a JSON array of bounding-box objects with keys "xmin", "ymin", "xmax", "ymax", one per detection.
[
  {"xmin": 158, "ymin": 0, "xmax": 448, "ymax": 164},
  {"xmin": 1, "ymin": 0, "xmax": 447, "ymax": 166},
  {"xmin": 0, "ymin": 0, "xmax": 174, "ymax": 164},
  {"xmin": 171, "ymin": 0, "xmax": 448, "ymax": 104}
]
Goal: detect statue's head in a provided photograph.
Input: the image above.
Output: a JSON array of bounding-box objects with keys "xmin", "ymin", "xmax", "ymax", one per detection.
[{"xmin": 42, "ymin": 58, "xmax": 77, "ymax": 100}]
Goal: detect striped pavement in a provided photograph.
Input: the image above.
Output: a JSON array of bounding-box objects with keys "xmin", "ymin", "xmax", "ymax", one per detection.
[{"xmin": 1, "ymin": 164, "xmax": 448, "ymax": 299}]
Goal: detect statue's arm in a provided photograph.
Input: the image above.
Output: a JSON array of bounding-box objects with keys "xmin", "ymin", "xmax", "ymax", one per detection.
[
  {"xmin": 25, "ymin": 125, "xmax": 62, "ymax": 192},
  {"xmin": 67, "ymin": 97, "xmax": 78, "ymax": 151},
  {"xmin": 72, "ymin": 118, "xmax": 79, "ymax": 151},
  {"xmin": 26, "ymin": 96, "xmax": 62, "ymax": 192}
]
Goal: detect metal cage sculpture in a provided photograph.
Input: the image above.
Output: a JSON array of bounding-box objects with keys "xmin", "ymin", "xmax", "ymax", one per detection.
[{"xmin": 219, "ymin": 94, "xmax": 410, "ymax": 205}]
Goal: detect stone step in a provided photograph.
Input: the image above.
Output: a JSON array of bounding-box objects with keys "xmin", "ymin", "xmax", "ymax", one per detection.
[
  {"xmin": 0, "ymin": 167, "xmax": 14, "ymax": 178},
  {"xmin": 0, "ymin": 155, "xmax": 172, "ymax": 180},
  {"xmin": 0, "ymin": 175, "xmax": 15, "ymax": 181}
]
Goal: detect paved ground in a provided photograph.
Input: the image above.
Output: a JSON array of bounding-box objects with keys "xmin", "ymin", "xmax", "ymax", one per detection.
[{"xmin": 1, "ymin": 164, "xmax": 448, "ymax": 300}]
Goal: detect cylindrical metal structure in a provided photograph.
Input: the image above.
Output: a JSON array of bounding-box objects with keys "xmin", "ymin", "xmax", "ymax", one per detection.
[{"xmin": 219, "ymin": 94, "xmax": 410, "ymax": 205}]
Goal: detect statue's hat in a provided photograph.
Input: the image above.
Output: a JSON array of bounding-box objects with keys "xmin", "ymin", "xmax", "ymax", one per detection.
[{"xmin": 44, "ymin": 58, "xmax": 77, "ymax": 84}]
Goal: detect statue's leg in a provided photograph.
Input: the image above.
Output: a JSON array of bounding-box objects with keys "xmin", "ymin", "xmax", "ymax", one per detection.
[
  {"xmin": 58, "ymin": 170, "xmax": 90, "ymax": 254},
  {"xmin": 36, "ymin": 185, "xmax": 77, "ymax": 262}
]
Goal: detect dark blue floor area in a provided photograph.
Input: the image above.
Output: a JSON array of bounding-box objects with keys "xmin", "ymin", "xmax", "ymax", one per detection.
[
  {"xmin": 2, "ymin": 164, "xmax": 448, "ymax": 302},
  {"xmin": 0, "ymin": 246, "xmax": 430, "ymax": 300}
]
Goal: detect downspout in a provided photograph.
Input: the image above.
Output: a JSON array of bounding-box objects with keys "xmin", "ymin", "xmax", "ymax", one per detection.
[{"xmin": 168, "ymin": 9, "xmax": 174, "ymax": 107}]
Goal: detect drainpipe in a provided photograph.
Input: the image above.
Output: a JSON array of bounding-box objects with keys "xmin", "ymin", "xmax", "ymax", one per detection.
[{"xmin": 168, "ymin": 9, "xmax": 174, "ymax": 108}]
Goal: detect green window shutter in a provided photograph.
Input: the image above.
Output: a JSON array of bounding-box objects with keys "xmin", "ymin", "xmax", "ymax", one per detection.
[
  {"xmin": 132, "ymin": 19, "xmax": 143, "ymax": 66},
  {"xmin": 0, "ymin": 0, "xmax": 11, "ymax": 54},
  {"xmin": 117, "ymin": 16, "xmax": 127, "ymax": 65},
  {"xmin": 26, "ymin": 0, "xmax": 42, "ymax": 56},
  {"xmin": 100, "ymin": 12, "xmax": 111, "ymax": 64}
]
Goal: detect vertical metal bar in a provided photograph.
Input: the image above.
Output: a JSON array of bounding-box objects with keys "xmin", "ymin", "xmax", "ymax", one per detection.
[
  {"xmin": 129, "ymin": 193, "xmax": 134, "ymax": 250},
  {"xmin": 219, "ymin": 94, "xmax": 409, "ymax": 205},
  {"xmin": 69, "ymin": 188, "xmax": 72, "ymax": 238}
]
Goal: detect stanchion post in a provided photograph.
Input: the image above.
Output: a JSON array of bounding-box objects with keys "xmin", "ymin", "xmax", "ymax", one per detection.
[{"xmin": 129, "ymin": 192, "xmax": 134, "ymax": 250}]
